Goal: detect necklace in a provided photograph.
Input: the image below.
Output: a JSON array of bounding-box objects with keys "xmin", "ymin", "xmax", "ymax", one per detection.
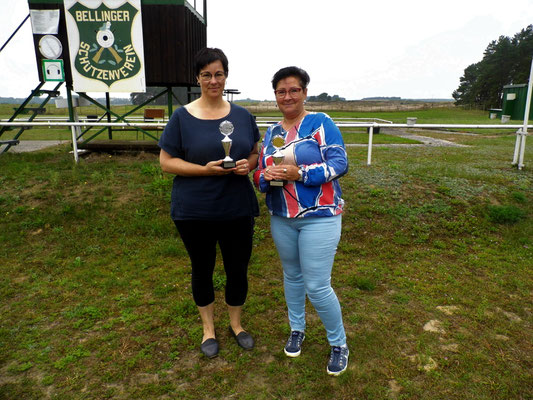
[
  {"xmin": 281, "ymin": 111, "xmax": 308, "ymax": 131},
  {"xmin": 277, "ymin": 122, "xmax": 300, "ymax": 145}
]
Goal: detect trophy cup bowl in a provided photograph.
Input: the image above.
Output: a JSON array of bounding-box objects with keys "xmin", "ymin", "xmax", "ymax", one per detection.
[
  {"xmin": 219, "ymin": 120, "xmax": 236, "ymax": 169},
  {"xmin": 270, "ymin": 135, "xmax": 286, "ymax": 187}
]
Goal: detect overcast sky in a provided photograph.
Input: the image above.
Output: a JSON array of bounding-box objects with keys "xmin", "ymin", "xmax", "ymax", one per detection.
[{"xmin": 1, "ymin": 0, "xmax": 532, "ymax": 101}]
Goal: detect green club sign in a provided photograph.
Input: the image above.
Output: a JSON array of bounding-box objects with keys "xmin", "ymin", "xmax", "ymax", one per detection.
[{"xmin": 65, "ymin": 1, "xmax": 145, "ymax": 92}]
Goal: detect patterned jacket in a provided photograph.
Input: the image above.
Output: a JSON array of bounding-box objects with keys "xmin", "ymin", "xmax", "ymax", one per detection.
[{"xmin": 253, "ymin": 112, "xmax": 348, "ymax": 218}]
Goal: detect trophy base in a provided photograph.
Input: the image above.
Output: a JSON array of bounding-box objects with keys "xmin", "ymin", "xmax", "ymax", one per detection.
[
  {"xmin": 270, "ymin": 179, "xmax": 286, "ymax": 187},
  {"xmin": 222, "ymin": 160, "xmax": 236, "ymax": 169}
]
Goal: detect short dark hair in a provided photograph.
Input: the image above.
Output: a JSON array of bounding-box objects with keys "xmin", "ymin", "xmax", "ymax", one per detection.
[
  {"xmin": 271, "ymin": 66, "xmax": 310, "ymax": 90},
  {"xmin": 194, "ymin": 47, "xmax": 229, "ymax": 77}
]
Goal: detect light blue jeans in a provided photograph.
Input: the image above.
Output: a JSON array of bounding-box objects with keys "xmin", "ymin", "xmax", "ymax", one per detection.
[{"xmin": 271, "ymin": 214, "xmax": 346, "ymax": 347}]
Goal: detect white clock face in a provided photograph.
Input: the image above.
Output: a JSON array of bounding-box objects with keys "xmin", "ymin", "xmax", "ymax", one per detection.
[{"xmin": 39, "ymin": 35, "xmax": 62, "ymax": 59}]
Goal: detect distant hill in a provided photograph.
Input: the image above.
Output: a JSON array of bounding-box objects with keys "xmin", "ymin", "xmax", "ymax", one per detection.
[
  {"xmin": 236, "ymin": 97, "xmax": 455, "ymax": 103},
  {"xmin": 361, "ymin": 96, "xmax": 402, "ymax": 101},
  {"xmin": 2, "ymin": 96, "xmax": 454, "ymax": 105},
  {"xmin": 362, "ymin": 97, "xmax": 454, "ymax": 102}
]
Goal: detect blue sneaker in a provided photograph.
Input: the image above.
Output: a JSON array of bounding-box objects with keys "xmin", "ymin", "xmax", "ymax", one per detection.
[
  {"xmin": 284, "ymin": 331, "xmax": 305, "ymax": 357},
  {"xmin": 327, "ymin": 345, "xmax": 349, "ymax": 376}
]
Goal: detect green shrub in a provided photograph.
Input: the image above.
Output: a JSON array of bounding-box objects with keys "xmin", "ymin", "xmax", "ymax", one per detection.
[
  {"xmin": 348, "ymin": 275, "xmax": 377, "ymax": 291},
  {"xmin": 487, "ymin": 205, "xmax": 526, "ymax": 224},
  {"xmin": 511, "ymin": 191, "xmax": 526, "ymax": 203}
]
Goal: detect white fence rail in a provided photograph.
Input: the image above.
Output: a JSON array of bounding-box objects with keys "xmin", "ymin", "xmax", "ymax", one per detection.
[{"xmin": 1, "ymin": 120, "xmax": 530, "ymax": 167}]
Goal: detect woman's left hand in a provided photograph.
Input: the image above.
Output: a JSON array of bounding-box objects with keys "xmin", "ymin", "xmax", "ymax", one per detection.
[{"xmin": 233, "ymin": 159, "xmax": 251, "ymax": 176}]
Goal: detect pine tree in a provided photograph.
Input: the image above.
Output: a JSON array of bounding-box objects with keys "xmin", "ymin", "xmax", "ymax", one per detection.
[{"xmin": 453, "ymin": 25, "xmax": 533, "ymax": 109}]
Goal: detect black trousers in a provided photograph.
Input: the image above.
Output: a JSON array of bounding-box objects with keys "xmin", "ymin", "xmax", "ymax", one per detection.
[{"xmin": 174, "ymin": 217, "xmax": 255, "ymax": 307}]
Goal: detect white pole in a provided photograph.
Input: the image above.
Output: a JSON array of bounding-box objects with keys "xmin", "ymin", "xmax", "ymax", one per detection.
[
  {"xmin": 513, "ymin": 56, "xmax": 533, "ymax": 168},
  {"xmin": 518, "ymin": 132, "xmax": 527, "ymax": 170},
  {"xmin": 517, "ymin": 56, "xmax": 533, "ymax": 170},
  {"xmin": 71, "ymin": 126, "xmax": 79, "ymax": 164},
  {"xmin": 367, "ymin": 125, "xmax": 374, "ymax": 165},
  {"xmin": 512, "ymin": 128, "xmax": 522, "ymax": 165},
  {"xmin": 71, "ymin": 108, "xmax": 80, "ymax": 163}
]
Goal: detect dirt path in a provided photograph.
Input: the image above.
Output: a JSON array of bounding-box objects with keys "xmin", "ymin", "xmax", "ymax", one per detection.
[
  {"xmin": 346, "ymin": 128, "xmax": 469, "ymax": 147},
  {"xmin": 382, "ymin": 128, "xmax": 470, "ymax": 147}
]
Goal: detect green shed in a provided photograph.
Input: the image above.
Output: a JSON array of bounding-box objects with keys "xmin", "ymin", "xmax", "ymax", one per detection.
[{"xmin": 501, "ymin": 84, "xmax": 533, "ymax": 120}]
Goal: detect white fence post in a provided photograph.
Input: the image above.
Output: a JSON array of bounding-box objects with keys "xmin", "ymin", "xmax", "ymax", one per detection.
[
  {"xmin": 70, "ymin": 126, "xmax": 79, "ymax": 164},
  {"xmin": 367, "ymin": 125, "xmax": 374, "ymax": 166},
  {"xmin": 513, "ymin": 55, "xmax": 533, "ymax": 170}
]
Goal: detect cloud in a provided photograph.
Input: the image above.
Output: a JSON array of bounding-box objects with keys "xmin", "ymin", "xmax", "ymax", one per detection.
[
  {"xmin": 335, "ymin": 15, "xmax": 508, "ymax": 99},
  {"xmin": 1, "ymin": 0, "xmax": 532, "ymax": 100}
]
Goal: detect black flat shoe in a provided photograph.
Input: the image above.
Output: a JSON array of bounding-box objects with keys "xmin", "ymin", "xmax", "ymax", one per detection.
[
  {"xmin": 200, "ymin": 338, "xmax": 219, "ymax": 358},
  {"xmin": 229, "ymin": 326, "xmax": 254, "ymax": 350}
]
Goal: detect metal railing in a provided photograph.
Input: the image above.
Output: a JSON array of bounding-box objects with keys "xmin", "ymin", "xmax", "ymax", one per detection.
[{"xmin": 0, "ymin": 120, "xmax": 529, "ymax": 167}]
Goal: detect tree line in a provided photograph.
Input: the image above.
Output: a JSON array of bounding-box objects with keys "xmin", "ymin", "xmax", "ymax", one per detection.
[
  {"xmin": 129, "ymin": 88, "xmax": 349, "ymax": 105},
  {"xmin": 307, "ymin": 93, "xmax": 346, "ymax": 102},
  {"xmin": 452, "ymin": 25, "xmax": 533, "ymax": 109}
]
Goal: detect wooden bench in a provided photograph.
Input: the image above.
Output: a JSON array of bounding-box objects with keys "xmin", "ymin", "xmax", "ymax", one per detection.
[
  {"xmin": 13, "ymin": 107, "xmax": 46, "ymax": 115},
  {"xmin": 144, "ymin": 109, "xmax": 165, "ymax": 120}
]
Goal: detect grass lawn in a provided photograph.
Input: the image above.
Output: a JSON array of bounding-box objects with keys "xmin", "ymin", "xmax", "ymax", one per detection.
[{"xmin": 0, "ymin": 109, "xmax": 532, "ymax": 399}]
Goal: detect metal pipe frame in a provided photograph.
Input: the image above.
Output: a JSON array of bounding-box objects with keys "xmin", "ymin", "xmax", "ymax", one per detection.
[
  {"xmin": 75, "ymin": 89, "xmax": 170, "ymax": 143},
  {"xmin": 1, "ymin": 121, "xmax": 530, "ymax": 166},
  {"xmin": 1, "ymin": 122, "xmax": 530, "ymax": 129}
]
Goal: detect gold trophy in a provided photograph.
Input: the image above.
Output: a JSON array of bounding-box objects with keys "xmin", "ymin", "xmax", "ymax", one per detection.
[
  {"xmin": 270, "ymin": 135, "xmax": 286, "ymax": 187},
  {"xmin": 219, "ymin": 120, "xmax": 236, "ymax": 169}
]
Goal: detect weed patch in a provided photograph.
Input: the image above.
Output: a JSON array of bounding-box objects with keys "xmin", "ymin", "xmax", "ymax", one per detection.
[{"xmin": 486, "ymin": 204, "xmax": 527, "ymax": 224}]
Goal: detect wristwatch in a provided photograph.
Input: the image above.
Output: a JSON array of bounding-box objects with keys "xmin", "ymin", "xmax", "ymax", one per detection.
[{"xmin": 297, "ymin": 168, "xmax": 304, "ymax": 181}]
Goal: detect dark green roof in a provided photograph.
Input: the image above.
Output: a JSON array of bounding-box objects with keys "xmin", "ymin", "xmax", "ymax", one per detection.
[{"xmin": 28, "ymin": 0, "xmax": 187, "ymax": 4}]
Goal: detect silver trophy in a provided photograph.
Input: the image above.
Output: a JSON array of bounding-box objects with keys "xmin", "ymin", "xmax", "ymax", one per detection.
[
  {"xmin": 270, "ymin": 135, "xmax": 286, "ymax": 186},
  {"xmin": 219, "ymin": 120, "xmax": 236, "ymax": 169}
]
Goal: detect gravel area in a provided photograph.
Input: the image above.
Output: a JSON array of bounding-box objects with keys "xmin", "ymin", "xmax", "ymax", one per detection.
[
  {"xmin": 346, "ymin": 128, "xmax": 469, "ymax": 147},
  {"xmin": 380, "ymin": 128, "xmax": 470, "ymax": 147},
  {"xmin": 1, "ymin": 140, "xmax": 69, "ymax": 153}
]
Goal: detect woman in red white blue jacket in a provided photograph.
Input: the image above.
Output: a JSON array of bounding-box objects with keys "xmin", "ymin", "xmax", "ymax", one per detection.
[{"xmin": 253, "ymin": 66, "xmax": 349, "ymax": 376}]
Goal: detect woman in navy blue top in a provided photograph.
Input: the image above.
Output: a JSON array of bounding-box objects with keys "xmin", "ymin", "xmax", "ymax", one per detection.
[{"xmin": 159, "ymin": 48, "xmax": 260, "ymax": 358}]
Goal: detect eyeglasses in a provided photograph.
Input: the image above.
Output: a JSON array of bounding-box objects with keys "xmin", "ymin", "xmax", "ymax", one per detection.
[
  {"xmin": 199, "ymin": 72, "xmax": 226, "ymax": 82},
  {"xmin": 274, "ymin": 87, "xmax": 303, "ymax": 98}
]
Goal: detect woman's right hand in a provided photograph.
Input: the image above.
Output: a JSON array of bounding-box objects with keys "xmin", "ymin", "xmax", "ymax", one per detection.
[
  {"xmin": 264, "ymin": 164, "xmax": 300, "ymax": 182},
  {"xmin": 205, "ymin": 160, "xmax": 235, "ymax": 175},
  {"xmin": 160, "ymin": 150, "xmax": 234, "ymax": 177},
  {"xmin": 262, "ymin": 166, "xmax": 273, "ymax": 181}
]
